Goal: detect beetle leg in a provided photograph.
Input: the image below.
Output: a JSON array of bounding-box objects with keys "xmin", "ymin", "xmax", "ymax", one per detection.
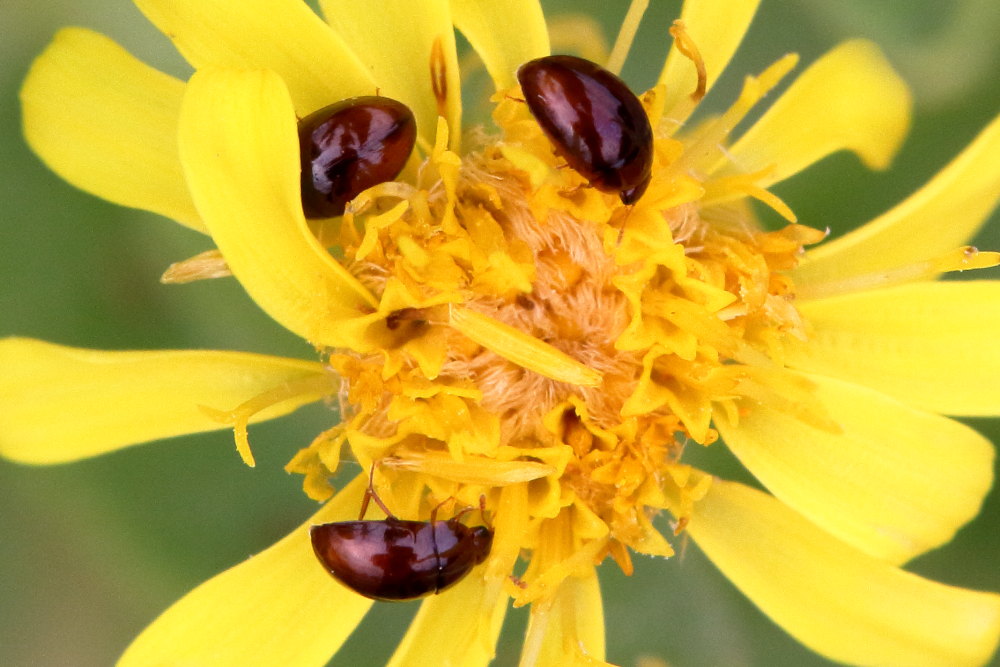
[
  {"xmin": 360, "ymin": 462, "xmax": 397, "ymax": 520},
  {"xmin": 430, "ymin": 496, "xmax": 462, "ymax": 525}
]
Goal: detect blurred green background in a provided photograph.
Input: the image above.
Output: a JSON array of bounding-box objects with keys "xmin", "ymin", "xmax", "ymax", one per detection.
[{"xmin": 2, "ymin": 1, "xmax": 999, "ymax": 665}]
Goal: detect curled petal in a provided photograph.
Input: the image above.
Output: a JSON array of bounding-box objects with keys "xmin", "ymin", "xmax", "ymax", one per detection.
[
  {"xmin": 688, "ymin": 480, "xmax": 1000, "ymax": 667},
  {"xmin": 120, "ymin": 475, "xmax": 373, "ymax": 666},
  {"xmin": 0, "ymin": 338, "xmax": 327, "ymax": 464}
]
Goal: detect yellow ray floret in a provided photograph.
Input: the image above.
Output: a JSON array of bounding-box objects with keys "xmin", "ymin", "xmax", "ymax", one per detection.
[
  {"xmin": 795, "ymin": 114, "xmax": 1000, "ymax": 288},
  {"xmin": 0, "ymin": 338, "xmax": 328, "ymax": 464},
  {"xmin": 726, "ymin": 39, "xmax": 912, "ymax": 184},
  {"xmin": 20, "ymin": 28, "xmax": 202, "ymax": 231},
  {"xmin": 450, "ymin": 0, "xmax": 549, "ymax": 91},
  {"xmin": 717, "ymin": 372, "xmax": 994, "ymax": 564},
  {"xmin": 787, "ymin": 280, "xmax": 1000, "ymax": 416},
  {"xmin": 133, "ymin": 0, "xmax": 375, "ymax": 114},
  {"xmin": 688, "ymin": 480, "xmax": 1000, "ymax": 667}
]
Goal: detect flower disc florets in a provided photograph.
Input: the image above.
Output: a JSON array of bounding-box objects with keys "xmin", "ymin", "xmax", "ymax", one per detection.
[{"xmin": 289, "ymin": 82, "xmax": 824, "ymax": 592}]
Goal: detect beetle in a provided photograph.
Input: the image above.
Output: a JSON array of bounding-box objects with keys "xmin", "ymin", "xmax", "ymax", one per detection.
[
  {"xmin": 310, "ymin": 479, "xmax": 493, "ymax": 601},
  {"xmin": 298, "ymin": 96, "xmax": 417, "ymax": 218},
  {"xmin": 516, "ymin": 54, "xmax": 654, "ymax": 205}
]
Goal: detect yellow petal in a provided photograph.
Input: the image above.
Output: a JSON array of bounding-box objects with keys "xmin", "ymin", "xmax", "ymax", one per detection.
[
  {"xmin": 658, "ymin": 0, "xmax": 761, "ymax": 123},
  {"xmin": 178, "ymin": 68, "xmax": 379, "ymax": 348},
  {"xmin": 788, "ymin": 281, "xmax": 1000, "ymax": 416},
  {"xmin": 120, "ymin": 475, "xmax": 372, "ymax": 666},
  {"xmin": 546, "ymin": 14, "xmax": 610, "ymax": 65},
  {"xmin": 715, "ymin": 372, "xmax": 994, "ymax": 565},
  {"xmin": 133, "ymin": 0, "xmax": 374, "ymax": 114},
  {"xmin": 0, "ymin": 338, "xmax": 327, "ymax": 464},
  {"xmin": 794, "ymin": 113, "xmax": 1000, "ymax": 289},
  {"xmin": 725, "ymin": 40, "xmax": 911, "ymax": 184},
  {"xmin": 450, "ymin": 0, "xmax": 550, "ymax": 91},
  {"xmin": 687, "ymin": 480, "xmax": 1000, "ymax": 667},
  {"xmin": 521, "ymin": 569, "xmax": 608, "ymax": 666},
  {"xmin": 20, "ymin": 28, "xmax": 203, "ymax": 232},
  {"xmin": 387, "ymin": 567, "xmax": 506, "ymax": 667},
  {"xmin": 319, "ymin": 0, "xmax": 461, "ymax": 150}
]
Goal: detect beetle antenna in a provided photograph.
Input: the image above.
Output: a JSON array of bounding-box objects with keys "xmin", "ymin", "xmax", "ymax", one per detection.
[
  {"xmin": 615, "ymin": 204, "xmax": 634, "ymax": 245},
  {"xmin": 478, "ymin": 494, "xmax": 494, "ymax": 530}
]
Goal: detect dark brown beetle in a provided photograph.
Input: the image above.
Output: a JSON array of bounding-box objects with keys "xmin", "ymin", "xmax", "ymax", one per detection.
[
  {"xmin": 516, "ymin": 55, "xmax": 654, "ymax": 205},
  {"xmin": 298, "ymin": 96, "xmax": 417, "ymax": 218},
  {"xmin": 310, "ymin": 479, "xmax": 493, "ymax": 601}
]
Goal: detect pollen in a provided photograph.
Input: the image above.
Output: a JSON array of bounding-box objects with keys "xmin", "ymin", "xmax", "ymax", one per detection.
[{"xmin": 288, "ymin": 74, "xmax": 824, "ymax": 602}]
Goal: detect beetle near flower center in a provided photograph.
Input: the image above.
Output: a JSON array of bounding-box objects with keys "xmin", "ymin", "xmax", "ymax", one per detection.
[
  {"xmin": 310, "ymin": 476, "xmax": 493, "ymax": 601},
  {"xmin": 298, "ymin": 96, "xmax": 416, "ymax": 218},
  {"xmin": 516, "ymin": 54, "xmax": 654, "ymax": 205}
]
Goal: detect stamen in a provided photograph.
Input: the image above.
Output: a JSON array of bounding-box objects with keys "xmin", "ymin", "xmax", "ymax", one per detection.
[
  {"xmin": 660, "ymin": 20, "xmax": 711, "ymax": 127},
  {"xmin": 668, "ymin": 21, "xmax": 707, "ymax": 103},
  {"xmin": 605, "ymin": 0, "xmax": 649, "ymax": 75}
]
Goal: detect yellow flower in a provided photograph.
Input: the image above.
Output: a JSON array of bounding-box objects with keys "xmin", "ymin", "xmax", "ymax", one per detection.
[{"xmin": 4, "ymin": 0, "xmax": 1000, "ymax": 665}]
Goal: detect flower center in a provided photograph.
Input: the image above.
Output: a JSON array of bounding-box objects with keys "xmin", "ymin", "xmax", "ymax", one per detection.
[{"xmin": 288, "ymin": 85, "xmax": 824, "ymax": 587}]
